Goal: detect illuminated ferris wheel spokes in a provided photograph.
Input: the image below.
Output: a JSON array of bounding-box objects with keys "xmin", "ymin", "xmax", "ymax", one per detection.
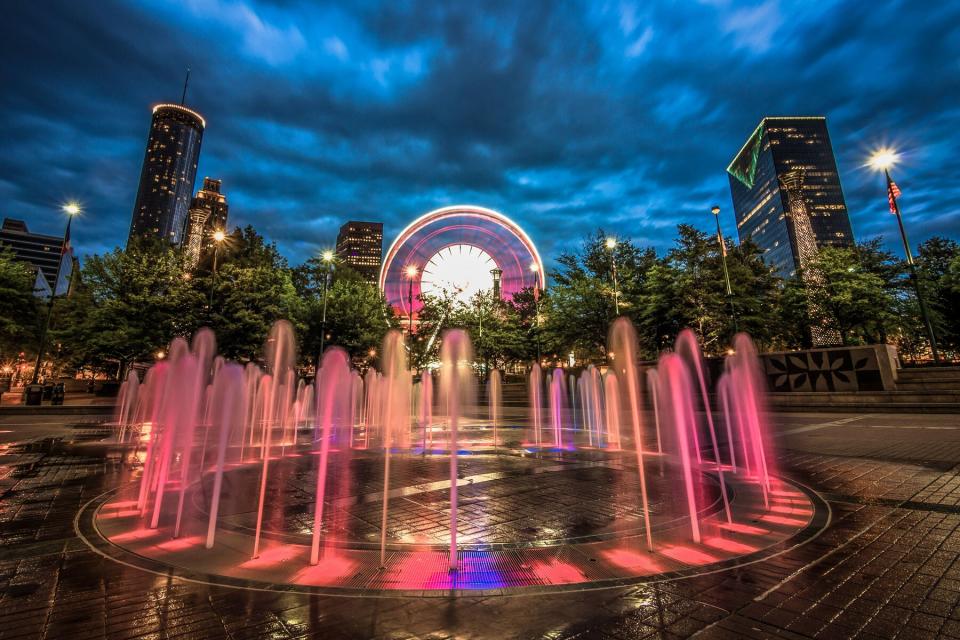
[{"xmin": 419, "ymin": 244, "xmax": 498, "ymax": 303}]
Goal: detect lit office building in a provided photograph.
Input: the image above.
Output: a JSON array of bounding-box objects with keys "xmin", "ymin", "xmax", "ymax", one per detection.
[
  {"xmin": 184, "ymin": 178, "xmax": 229, "ymax": 267},
  {"xmin": 727, "ymin": 116, "xmax": 854, "ymax": 278},
  {"xmin": 335, "ymin": 221, "xmax": 383, "ymax": 283},
  {"xmin": 127, "ymin": 103, "xmax": 205, "ymax": 246}
]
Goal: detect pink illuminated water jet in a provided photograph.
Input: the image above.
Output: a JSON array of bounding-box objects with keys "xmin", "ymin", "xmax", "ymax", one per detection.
[{"xmin": 121, "ymin": 316, "xmax": 784, "ymax": 585}]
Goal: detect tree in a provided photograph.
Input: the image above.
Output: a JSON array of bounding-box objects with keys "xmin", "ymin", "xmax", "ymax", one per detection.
[
  {"xmin": 409, "ymin": 290, "xmax": 460, "ymax": 370},
  {"xmin": 799, "ymin": 244, "xmax": 899, "ymax": 346},
  {"xmin": 635, "ymin": 225, "xmax": 779, "ymax": 356},
  {"xmin": 0, "ymin": 247, "xmax": 40, "ymax": 361},
  {"xmin": 293, "ymin": 257, "xmax": 395, "ymax": 367},
  {"xmin": 725, "ymin": 238, "xmax": 782, "ymax": 350},
  {"xmin": 53, "ymin": 239, "xmax": 200, "ymax": 378},
  {"xmin": 199, "ymin": 227, "xmax": 305, "ymax": 362},
  {"xmin": 303, "ymin": 276, "xmax": 396, "ymax": 367},
  {"xmin": 543, "ymin": 230, "xmax": 656, "ymax": 364},
  {"xmin": 917, "ymin": 237, "xmax": 960, "ymax": 353},
  {"xmin": 941, "ymin": 254, "xmax": 960, "ymax": 356},
  {"xmin": 206, "ymin": 261, "xmax": 303, "ymax": 362},
  {"xmin": 450, "ymin": 291, "xmax": 531, "ymax": 374}
]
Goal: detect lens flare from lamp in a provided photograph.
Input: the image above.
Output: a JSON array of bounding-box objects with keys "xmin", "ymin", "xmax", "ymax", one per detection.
[{"xmin": 868, "ymin": 148, "xmax": 899, "ymax": 171}]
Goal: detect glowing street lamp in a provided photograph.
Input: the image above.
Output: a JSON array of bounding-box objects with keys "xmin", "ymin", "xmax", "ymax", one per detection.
[
  {"xmin": 404, "ymin": 265, "xmax": 418, "ymax": 339},
  {"xmin": 31, "ymin": 202, "xmax": 81, "ymax": 386},
  {"xmin": 605, "ymin": 237, "xmax": 620, "ymax": 316},
  {"xmin": 711, "ymin": 205, "xmax": 739, "ymax": 335},
  {"xmin": 318, "ymin": 250, "xmax": 335, "ymax": 359},
  {"xmin": 868, "ymin": 148, "xmax": 940, "ymax": 362}
]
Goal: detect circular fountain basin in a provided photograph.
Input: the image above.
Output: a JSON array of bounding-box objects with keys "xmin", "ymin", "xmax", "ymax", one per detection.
[{"xmin": 79, "ymin": 449, "xmax": 827, "ymax": 595}]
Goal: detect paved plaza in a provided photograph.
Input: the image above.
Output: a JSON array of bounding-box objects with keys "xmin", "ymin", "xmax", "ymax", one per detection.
[{"xmin": 1, "ymin": 410, "xmax": 959, "ymax": 639}]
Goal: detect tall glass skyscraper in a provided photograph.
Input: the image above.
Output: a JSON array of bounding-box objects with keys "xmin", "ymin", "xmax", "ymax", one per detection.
[
  {"xmin": 127, "ymin": 103, "xmax": 205, "ymax": 247},
  {"xmin": 727, "ymin": 116, "xmax": 854, "ymax": 278}
]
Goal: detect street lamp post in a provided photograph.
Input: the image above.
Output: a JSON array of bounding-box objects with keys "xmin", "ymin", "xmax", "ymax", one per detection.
[
  {"xmin": 208, "ymin": 229, "xmax": 226, "ymax": 309},
  {"xmin": 711, "ymin": 206, "xmax": 739, "ymax": 335},
  {"xmin": 605, "ymin": 237, "xmax": 620, "ymax": 316},
  {"xmin": 868, "ymin": 149, "xmax": 940, "ymax": 363},
  {"xmin": 405, "ymin": 265, "xmax": 418, "ymax": 341},
  {"xmin": 31, "ymin": 202, "xmax": 80, "ymax": 385},
  {"xmin": 318, "ymin": 250, "xmax": 335, "ymax": 359},
  {"xmin": 531, "ymin": 263, "xmax": 542, "ymax": 363}
]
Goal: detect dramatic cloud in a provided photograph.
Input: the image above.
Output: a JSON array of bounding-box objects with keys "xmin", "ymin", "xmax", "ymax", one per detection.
[{"xmin": 1, "ymin": 0, "xmax": 958, "ymax": 266}]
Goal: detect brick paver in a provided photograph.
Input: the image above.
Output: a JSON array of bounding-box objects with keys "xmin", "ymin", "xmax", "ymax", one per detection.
[{"xmin": 1, "ymin": 412, "xmax": 959, "ymax": 638}]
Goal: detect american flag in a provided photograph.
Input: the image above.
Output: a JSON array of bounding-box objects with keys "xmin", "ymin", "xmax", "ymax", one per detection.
[
  {"xmin": 887, "ymin": 178, "xmax": 902, "ymax": 215},
  {"xmin": 61, "ymin": 222, "xmax": 71, "ymax": 255}
]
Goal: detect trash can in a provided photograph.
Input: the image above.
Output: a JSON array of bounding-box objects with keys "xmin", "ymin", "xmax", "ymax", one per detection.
[
  {"xmin": 42, "ymin": 384, "xmax": 53, "ymax": 400},
  {"xmin": 51, "ymin": 383, "xmax": 65, "ymax": 406},
  {"xmin": 24, "ymin": 384, "xmax": 43, "ymax": 406}
]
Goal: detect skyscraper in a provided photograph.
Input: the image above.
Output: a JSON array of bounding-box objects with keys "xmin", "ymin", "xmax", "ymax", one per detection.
[
  {"xmin": 335, "ymin": 221, "xmax": 383, "ymax": 283},
  {"xmin": 127, "ymin": 103, "xmax": 205, "ymax": 247},
  {"xmin": 727, "ymin": 116, "xmax": 854, "ymax": 278},
  {"xmin": 0, "ymin": 218, "xmax": 73, "ymax": 296},
  {"xmin": 184, "ymin": 178, "xmax": 229, "ymax": 267}
]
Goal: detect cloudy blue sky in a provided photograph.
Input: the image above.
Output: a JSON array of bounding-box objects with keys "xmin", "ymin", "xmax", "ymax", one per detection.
[{"xmin": 2, "ymin": 0, "xmax": 958, "ymax": 266}]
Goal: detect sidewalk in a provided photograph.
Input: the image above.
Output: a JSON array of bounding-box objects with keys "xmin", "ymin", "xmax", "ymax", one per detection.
[{"xmin": 0, "ymin": 390, "xmax": 116, "ymax": 415}]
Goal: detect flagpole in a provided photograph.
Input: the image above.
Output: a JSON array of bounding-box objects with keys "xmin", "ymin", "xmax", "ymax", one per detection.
[
  {"xmin": 887, "ymin": 169, "xmax": 940, "ymax": 364},
  {"xmin": 31, "ymin": 208, "xmax": 76, "ymax": 385}
]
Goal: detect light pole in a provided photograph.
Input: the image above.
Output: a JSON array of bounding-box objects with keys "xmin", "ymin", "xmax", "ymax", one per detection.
[
  {"xmin": 318, "ymin": 250, "xmax": 335, "ymax": 359},
  {"xmin": 530, "ymin": 263, "xmax": 542, "ymax": 363},
  {"xmin": 868, "ymin": 148, "xmax": 940, "ymax": 363},
  {"xmin": 405, "ymin": 264, "xmax": 418, "ymax": 340},
  {"xmin": 31, "ymin": 202, "xmax": 80, "ymax": 385},
  {"xmin": 208, "ymin": 229, "xmax": 226, "ymax": 309},
  {"xmin": 712, "ymin": 205, "xmax": 739, "ymax": 335},
  {"xmin": 605, "ymin": 237, "xmax": 620, "ymax": 316}
]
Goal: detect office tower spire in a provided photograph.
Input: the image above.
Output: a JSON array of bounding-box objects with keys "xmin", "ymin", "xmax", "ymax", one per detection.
[{"xmin": 184, "ymin": 178, "xmax": 229, "ymax": 268}]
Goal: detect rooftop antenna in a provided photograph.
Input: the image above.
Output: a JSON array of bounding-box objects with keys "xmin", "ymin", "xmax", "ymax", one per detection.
[{"xmin": 180, "ymin": 67, "xmax": 191, "ymax": 105}]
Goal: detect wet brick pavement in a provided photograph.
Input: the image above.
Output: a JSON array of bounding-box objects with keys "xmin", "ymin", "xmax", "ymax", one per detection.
[{"xmin": 1, "ymin": 411, "xmax": 960, "ymax": 638}]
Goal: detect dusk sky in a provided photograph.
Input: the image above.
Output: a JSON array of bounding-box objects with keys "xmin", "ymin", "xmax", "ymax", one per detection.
[{"xmin": 2, "ymin": 0, "xmax": 958, "ymax": 266}]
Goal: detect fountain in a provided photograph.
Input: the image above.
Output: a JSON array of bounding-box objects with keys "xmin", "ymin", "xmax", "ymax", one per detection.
[{"xmin": 95, "ymin": 317, "xmax": 820, "ymax": 593}]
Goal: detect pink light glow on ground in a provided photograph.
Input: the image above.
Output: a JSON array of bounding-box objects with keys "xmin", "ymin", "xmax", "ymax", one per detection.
[
  {"xmin": 110, "ymin": 527, "xmax": 162, "ymax": 543},
  {"xmin": 769, "ymin": 489, "xmax": 805, "ymax": 498},
  {"xmin": 101, "ymin": 500, "xmax": 139, "ymax": 510},
  {"xmin": 702, "ymin": 536, "xmax": 758, "ymax": 554},
  {"xmin": 600, "ymin": 548, "xmax": 663, "ymax": 573},
  {"xmin": 769, "ymin": 504, "xmax": 813, "ymax": 516},
  {"xmin": 241, "ymin": 544, "xmax": 303, "ymax": 569},
  {"xmin": 293, "ymin": 554, "xmax": 358, "ymax": 585},
  {"xmin": 383, "ymin": 551, "xmax": 452, "ymax": 589},
  {"xmin": 758, "ymin": 514, "xmax": 809, "ymax": 527},
  {"xmin": 660, "ymin": 545, "xmax": 719, "ymax": 565},
  {"xmin": 154, "ymin": 535, "xmax": 204, "ymax": 552},
  {"xmin": 529, "ymin": 558, "xmax": 587, "ymax": 584},
  {"xmin": 111, "ymin": 509, "xmax": 145, "ymax": 518},
  {"xmin": 718, "ymin": 522, "xmax": 770, "ymax": 536}
]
